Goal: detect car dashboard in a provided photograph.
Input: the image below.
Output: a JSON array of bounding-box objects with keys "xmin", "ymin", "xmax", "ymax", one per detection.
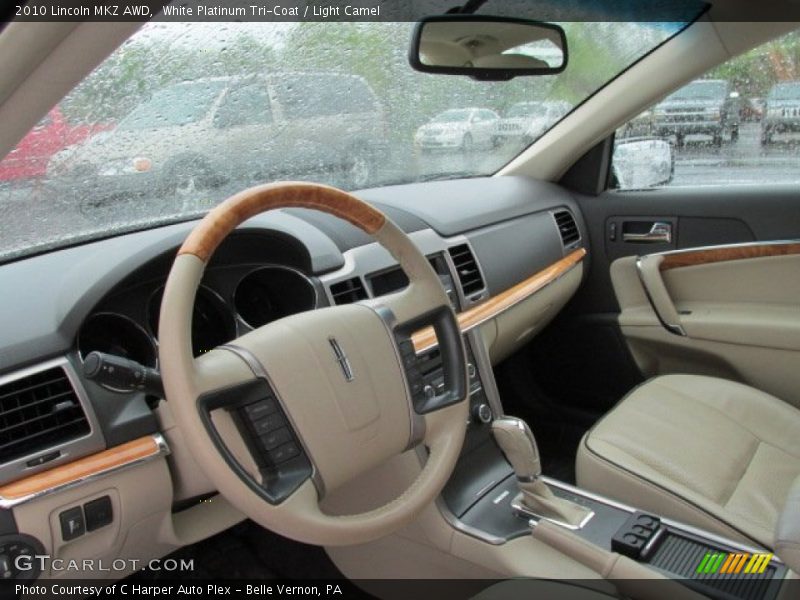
[{"xmin": 0, "ymin": 175, "xmax": 588, "ymax": 580}]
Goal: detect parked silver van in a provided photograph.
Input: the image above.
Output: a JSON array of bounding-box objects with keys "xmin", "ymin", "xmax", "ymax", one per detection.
[{"xmin": 48, "ymin": 73, "xmax": 388, "ymax": 200}]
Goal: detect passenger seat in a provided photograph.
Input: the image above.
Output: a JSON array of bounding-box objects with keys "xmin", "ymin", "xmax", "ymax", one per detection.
[{"xmin": 576, "ymin": 374, "xmax": 800, "ymax": 548}]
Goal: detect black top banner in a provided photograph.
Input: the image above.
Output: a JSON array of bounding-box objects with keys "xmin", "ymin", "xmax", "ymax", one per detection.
[{"xmin": 6, "ymin": 0, "xmax": 716, "ymax": 23}]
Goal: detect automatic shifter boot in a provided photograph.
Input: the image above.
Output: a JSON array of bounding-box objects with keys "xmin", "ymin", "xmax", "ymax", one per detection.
[
  {"xmin": 517, "ymin": 478, "xmax": 592, "ymax": 527},
  {"xmin": 492, "ymin": 417, "xmax": 592, "ymax": 528}
]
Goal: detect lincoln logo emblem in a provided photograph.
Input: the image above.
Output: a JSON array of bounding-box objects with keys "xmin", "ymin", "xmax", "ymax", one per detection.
[{"xmin": 328, "ymin": 337, "xmax": 354, "ymax": 382}]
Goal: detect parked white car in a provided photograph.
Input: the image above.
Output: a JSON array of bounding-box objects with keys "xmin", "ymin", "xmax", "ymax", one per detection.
[
  {"xmin": 414, "ymin": 108, "xmax": 499, "ymax": 152},
  {"xmin": 493, "ymin": 101, "xmax": 571, "ymax": 145}
]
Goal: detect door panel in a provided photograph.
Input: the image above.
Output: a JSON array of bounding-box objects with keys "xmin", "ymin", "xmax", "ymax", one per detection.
[
  {"xmin": 611, "ymin": 244, "xmax": 800, "ymax": 408},
  {"xmin": 528, "ymin": 185, "xmax": 800, "ymax": 415},
  {"xmin": 572, "ymin": 186, "xmax": 800, "ymax": 316}
]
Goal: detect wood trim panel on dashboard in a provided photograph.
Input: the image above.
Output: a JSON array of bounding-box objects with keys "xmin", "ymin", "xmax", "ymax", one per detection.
[
  {"xmin": 0, "ymin": 435, "xmax": 167, "ymax": 507},
  {"xmin": 412, "ymin": 247, "xmax": 586, "ymax": 353},
  {"xmin": 659, "ymin": 242, "xmax": 800, "ymax": 271}
]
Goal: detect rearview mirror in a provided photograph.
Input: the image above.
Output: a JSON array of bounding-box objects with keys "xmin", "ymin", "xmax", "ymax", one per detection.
[
  {"xmin": 613, "ymin": 138, "xmax": 674, "ymax": 189},
  {"xmin": 410, "ymin": 16, "xmax": 567, "ymax": 81}
]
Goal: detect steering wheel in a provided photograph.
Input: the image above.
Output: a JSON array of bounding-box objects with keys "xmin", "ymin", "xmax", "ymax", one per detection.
[{"xmin": 159, "ymin": 182, "xmax": 468, "ymax": 546}]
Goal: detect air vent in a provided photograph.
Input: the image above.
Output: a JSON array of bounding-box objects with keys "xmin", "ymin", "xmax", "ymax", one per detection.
[
  {"xmin": 553, "ymin": 210, "xmax": 580, "ymax": 248},
  {"xmin": 449, "ymin": 244, "xmax": 485, "ymax": 296},
  {"xmin": 0, "ymin": 366, "xmax": 90, "ymax": 464},
  {"xmin": 329, "ymin": 277, "xmax": 368, "ymax": 305}
]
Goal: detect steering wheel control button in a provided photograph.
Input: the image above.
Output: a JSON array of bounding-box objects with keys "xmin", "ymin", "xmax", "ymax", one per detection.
[
  {"xmin": 398, "ymin": 340, "xmax": 415, "ymax": 356},
  {"xmin": 268, "ymin": 442, "xmax": 300, "ymax": 464},
  {"xmin": 198, "ymin": 376, "xmax": 313, "ymax": 505},
  {"xmin": 84, "ymin": 496, "xmax": 113, "ymax": 532},
  {"xmin": 59, "ymin": 507, "xmax": 85, "ymax": 541},
  {"xmin": 401, "ymin": 352, "xmax": 418, "ymax": 370},
  {"xmin": 252, "ymin": 413, "xmax": 285, "ymax": 436},
  {"xmin": 244, "ymin": 398, "xmax": 277, "ymax": 420},
  {"xmin": 259, "ymin": 427, "xmax": 292, "ymax": 451}
]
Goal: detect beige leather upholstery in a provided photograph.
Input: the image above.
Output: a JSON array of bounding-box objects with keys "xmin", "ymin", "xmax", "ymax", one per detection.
[
  {"xmin": 775, "ymin": 476, "xmax": 800, "ymax": 573},
  {"xmin": 577, "ymin": 374, "xmax": 800, "ymax": 548}
]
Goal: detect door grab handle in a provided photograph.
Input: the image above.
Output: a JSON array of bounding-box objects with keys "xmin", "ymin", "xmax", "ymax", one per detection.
[
  {"xmin": 635, "ymin": 254, "xmax": 686, "ymax": 336},
  {"xmin": 623, "ymin": 222, "xmax": 672, "ymax": 244}
]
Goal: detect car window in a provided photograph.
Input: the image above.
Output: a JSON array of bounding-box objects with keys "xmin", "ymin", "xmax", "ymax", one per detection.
[
  {"xmin": 0, "ymin": 19, "xmax": 694, "ymax": 264},
  {"xmin": 33, "ymin": 115, "xmax": 54, "ymax": 129},
  {"xmin": 117, "ymin": 81, "xmax": 226, "ymax": 130},
  {"xmin": 272, "ymin": 74, "xmax": 375, "ymax": 119},
  {"xmin": 272, "ymin": 76, "xmax": 334, "ymax": 119},
  {"xmin": 214, "ymin": 83, "xmax": 272, "ymax": 128},
  {"xmin": 433, "ymin": 109, "xmax": 473, "ymax": 123},
  {"xmin": 613, "ymin": 29, "xmax": 800, "ymax": 190}
]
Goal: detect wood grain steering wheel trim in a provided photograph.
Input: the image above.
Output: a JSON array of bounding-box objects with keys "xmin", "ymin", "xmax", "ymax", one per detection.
[{"xmin": 179, "ymin": 182, "xmax": 386, "ymax": 262}]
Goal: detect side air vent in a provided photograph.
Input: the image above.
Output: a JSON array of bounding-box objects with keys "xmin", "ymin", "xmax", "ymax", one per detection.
[
  {"xmin": 553, "ymin": 210, "xmax": 581, "ymax": 248},
  {"xmin": 449, "ymin": 244, "xmax": 485, "ymax": 296},
  {"xmin": 329, "ymin": 277, "xmax": 368, "ymax": 305},
  {"xmin": 0, "ymin": 366, "xmax": 91, "ymax": 464}
]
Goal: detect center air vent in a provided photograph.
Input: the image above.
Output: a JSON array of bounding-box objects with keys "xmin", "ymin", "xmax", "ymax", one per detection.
[
  {"xmin": 0, "ymin": 366, "xmax": 90, "ymax": 464},
  {"xmin": 329, "ymin": 277, "xmax": 368, "ymax": 305},
  {"xmin": 553, "ymin": 210, "xmax": 580, "ymax": 248},
  {"xmin": 449, "ymin": 244, "xmax": 485, "ymax": 296}
]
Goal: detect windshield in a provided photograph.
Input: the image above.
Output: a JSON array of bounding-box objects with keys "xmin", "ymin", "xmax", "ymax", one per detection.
[
  {"xmin": 0, "ymin": 19, "xmax": 690, "ymax": 263},
  {"xmin": 432, "ymin": 110, "xmax": 472, "ymax": 123},
  {"xmin": 507, "ymin": 103, "xmax": 545, "ymax": 118},
  {"xmin": 667, "ymin": 80, "xmax": 727, "ymax": 101},
  {"xmin": 769, "ymin": 83, "xmax": 800, "ymax": 101},
  {"xmin": 118, "ymin": 81, "xmax": 228, "ymax": 130}
]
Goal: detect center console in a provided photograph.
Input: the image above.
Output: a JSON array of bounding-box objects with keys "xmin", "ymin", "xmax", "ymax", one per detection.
[
  {"xmin": 323, "ymin": 231, "xmax": 791, "ymax": 598},
  {"xmin": 436, "ymin": 332, "xmax": 790, "ymax": 600}
]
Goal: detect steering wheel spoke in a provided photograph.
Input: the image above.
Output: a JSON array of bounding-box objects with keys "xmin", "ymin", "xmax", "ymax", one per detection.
[
  {"xmin": 370, "ymin": 290, "xmax": 468, "ymax": 416},
  {"xmin": 193, "ymin": 351, "xmax": 316, "ymax": 504}
]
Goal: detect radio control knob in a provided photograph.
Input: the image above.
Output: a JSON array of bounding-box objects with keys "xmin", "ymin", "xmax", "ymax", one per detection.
[{"xmin": 472, "ymin": 403, "xmax": 492, "ymax": 424}]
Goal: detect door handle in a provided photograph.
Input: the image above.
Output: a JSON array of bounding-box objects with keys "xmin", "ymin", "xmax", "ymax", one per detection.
[{"xmin": 623, "ymin": 222, "xmax": 672, "ymax": 244}]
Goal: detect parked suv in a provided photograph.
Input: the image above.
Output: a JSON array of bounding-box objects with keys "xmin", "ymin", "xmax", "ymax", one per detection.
[
  {"xmin": 48, "ymin": 73, "xmax": 387, "ymax": 198},
  {"xmin": 761, "ymin": 81, "xmax": 800, "ymax": 145},
  {"xmin": 652, "ymin": 79, "xmax": 741, "ymax": 146},
  {"xmin": 0, "ymin": 107, "xmax": 108, "ymax": 183}
]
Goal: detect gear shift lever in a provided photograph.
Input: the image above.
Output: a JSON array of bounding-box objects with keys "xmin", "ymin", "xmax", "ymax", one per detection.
[{"xmin": 492, "ymin": 417, "xmax": 592, "ymax": 529}]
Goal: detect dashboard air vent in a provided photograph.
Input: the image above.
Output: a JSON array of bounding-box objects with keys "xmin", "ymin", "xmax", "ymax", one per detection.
[
  {"xmin": 449, "ymin": 244, "xmax": 485, "ymax": 296},
  {"xmin": 329, "ymin": 277, "xmax": 368, "ymax": 305},
  {"xmin": 0, "ymin": 366, "xmax": 90, "ymax": 464},
  {"xmin": 553, "ymin": 210, "xmax": 580, "ymax": 248}
]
